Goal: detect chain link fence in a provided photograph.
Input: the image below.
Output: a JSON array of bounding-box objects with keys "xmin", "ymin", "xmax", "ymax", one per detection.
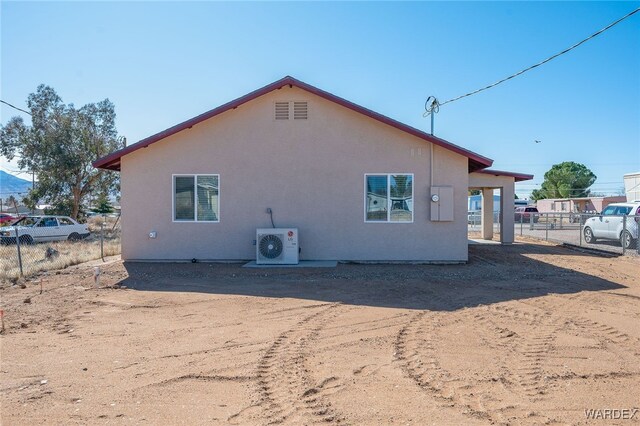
[
  {"xmin": 469, "ymin": 211, "xmax": 639, "ymax": 256},
  {"xmin": 468, "ymin": 211, "xmax": 502, "ymax": 233},
  {"xmin": 515, "ymin": 212, "xmax": 638, "ymax": 256},
  {"xmin": 0, "ymin": 215, "xmax": 121, "ymax": 283}
]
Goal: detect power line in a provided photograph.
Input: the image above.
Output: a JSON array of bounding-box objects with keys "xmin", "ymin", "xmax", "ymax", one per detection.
[
  {"xmin": 425, "ymin": 6, "xmax": 640, "ymax": 114},
  {"xmin": 0, "ymin": 100, "xmax": 32, "ymax": 116}
]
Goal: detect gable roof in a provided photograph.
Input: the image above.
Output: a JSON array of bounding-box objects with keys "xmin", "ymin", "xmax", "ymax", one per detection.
[{"xmin": 93, "ymin": 76, "xmax": 494, "ymax": 172}]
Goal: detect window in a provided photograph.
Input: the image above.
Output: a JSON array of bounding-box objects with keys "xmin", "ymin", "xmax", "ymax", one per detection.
[
  {"xmin": 602, "ymin": 206, "xmax": 616, "ymax": 216},
  {"xmin": 615, "ymin": 206, "xmax": 632, "ymax": 215},
  {"xmin": 173, "ymin": 175, "xmax": 219, "ymax": 222},
  {"xmin": 38, "ymin": 217, "xmax": 58, "ymax": 227},
  {"xmin": 365, "ymin": 174, "xmax": 413, "ymax": 222},
  {"xmin": 58, "ymin": 217, "xmax": 75, "ymax": 226}
]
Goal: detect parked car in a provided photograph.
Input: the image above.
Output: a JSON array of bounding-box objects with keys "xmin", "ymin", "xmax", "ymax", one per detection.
[
  {"xmin": 0, "ymin": 213, "xmax": 16, "ymax": 225},
  {"xmin": 583, "ymin": 202, "xmax": 640, "ymax": 249},
  {"xmin": 514, "ymin": 206, "xmax": 539, "ymax": 223},
  {"xmin": 0, "ymin": 215, "xmax": 90, "ymax": 244}
]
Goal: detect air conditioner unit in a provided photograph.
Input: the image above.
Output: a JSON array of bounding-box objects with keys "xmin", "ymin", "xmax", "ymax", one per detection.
[{"xmin": 256, "ymin": 228, "xmax": 299, "ymax": 265}]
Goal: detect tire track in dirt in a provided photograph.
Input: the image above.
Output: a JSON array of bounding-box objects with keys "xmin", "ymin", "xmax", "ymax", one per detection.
[
  {"xmin": 520, "ymin": 296, "xmax": 640, "ymax": 357},
  {"xmin": 564, "ymin": 291, "xmax": 640, "ymax": 320},
  {"xmin": 394, "ymin": 310, "xmax": 507, "ymax": 423},
  {"xmin": 394, "ymin": 303, "xmax": 564, "ymax": 425},
  {"xmin": 253, "ymin": 303, "xmax": 349, "ymax": 425},
  {"xmin": 459, "ymin": 306, "xmax": 560, "ymax": 424},
  {"xmin": 504, "ymin": 297, "xmax": 640, "ymax": 392},
  {"xmin": 488, "ymin": 305, "xmax": 562, "ymax": 402}
]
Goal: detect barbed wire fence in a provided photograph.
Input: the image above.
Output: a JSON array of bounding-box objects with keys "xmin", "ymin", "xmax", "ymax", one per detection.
[{"xmin": 0, "ymin": 216, "xmax": 121, "ymax": 283}]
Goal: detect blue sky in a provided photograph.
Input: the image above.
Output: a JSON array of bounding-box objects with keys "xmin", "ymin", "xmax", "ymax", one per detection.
[{"xmin": 1, "ymin": 1, "xmax": 639, "ymax": 199}]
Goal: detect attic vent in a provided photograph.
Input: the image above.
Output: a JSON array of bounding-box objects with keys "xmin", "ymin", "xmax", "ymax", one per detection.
[
  {"xmin": 275, "ymin": 102, "xmax": 289, "ymax": 120},
  {"xmin": 293, "ymin": 102, "xmax": 308, "ymax": 120}
]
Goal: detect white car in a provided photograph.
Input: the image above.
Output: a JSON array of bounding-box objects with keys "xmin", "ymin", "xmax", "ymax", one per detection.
[
  {"xmin": 0, "ymin": 215, "xmax": 90, "ymax": 245},
  {"xmin": 583, "ymin": 202, "xmax": 639, "ymax": 249}
]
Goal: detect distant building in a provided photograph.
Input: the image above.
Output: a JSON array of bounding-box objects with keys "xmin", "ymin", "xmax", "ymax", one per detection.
[
  {"xmin": 624, "ymin": 172, "xmax": 640, "ymax": 202},
  {"xmin": 536, "ymin": 196, "xmax": 626, "ymax": 214},
  {"xmin": 468, "ymin": 194, "xmax": 530, "ymax": 212}
]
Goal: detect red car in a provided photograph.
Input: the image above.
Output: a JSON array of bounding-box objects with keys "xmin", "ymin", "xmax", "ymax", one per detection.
[{"xmin": 0, "ymin": 213, "xmax": 16, "ymax": 225}]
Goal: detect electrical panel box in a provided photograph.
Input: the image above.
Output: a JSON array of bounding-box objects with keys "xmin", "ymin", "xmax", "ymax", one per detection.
[{"xmin": 430, "ymin": 186, "xmax": 454, "ymax": 221}]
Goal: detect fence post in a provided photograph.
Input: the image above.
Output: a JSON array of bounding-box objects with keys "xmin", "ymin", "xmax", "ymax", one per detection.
[
  {"xmin": 15, "ymin": 227, "xmax": 23, "ymax": 278},
  {"xmin": 622, "ymin": 215, "xmax": 626, "ymax": 255},
  {"xmin": 637, "ymin": 217, "xmax": 640, "ymax": 255},
  {"xmin": 520, "ymin": 214, "xmax": 523, "ymax": 236},
  {"xmin": 545, "ymin": 213, "xmax": 549, "ymax": 241},
  {"xmin": 100, "ymin": 218, "xmax": 105, "ymax": 262},
  {"xmin": 579, "ymin": 214, "xmax": 583, "ymax": 246},
  {"xmin": 529, "ymin": 213, "xmax": 534, "ymax": 230}
]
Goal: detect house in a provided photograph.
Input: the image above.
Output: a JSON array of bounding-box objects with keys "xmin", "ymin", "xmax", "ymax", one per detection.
[
  {"xmin": 94, "ymin": 76, "xmax": 532, "ymax": 262},
  {"xmin": 536, "ymin": 196, "xmax": 626, "ymax": 214},
  {"xmin": 624, "ymin": 172, "xmax": 640, "ymax": 202},
  {"xmin": 468, "ymin": 194, "xmax": 531, "ymax": 213}
]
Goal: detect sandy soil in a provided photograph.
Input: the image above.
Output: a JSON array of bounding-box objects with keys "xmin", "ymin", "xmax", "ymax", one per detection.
[{"xmin": 1, "ymin": 240, "xmax": 639, "ymax": 425}]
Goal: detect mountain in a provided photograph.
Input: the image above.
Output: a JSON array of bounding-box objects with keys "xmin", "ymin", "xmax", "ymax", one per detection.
[{"xmin": 0, "ymin": 170, "xmax": 32, "ymax": 201}]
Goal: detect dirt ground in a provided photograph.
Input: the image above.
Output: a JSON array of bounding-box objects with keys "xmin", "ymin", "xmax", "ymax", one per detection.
[{"xmin": 1, "ymin": 240, "xmax": 639, "ymax": 425}]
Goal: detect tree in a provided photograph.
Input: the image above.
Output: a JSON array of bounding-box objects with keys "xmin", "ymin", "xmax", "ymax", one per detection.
[
  {"xmin": 531, "ymin": 162, "xmax": 596, "ymax": 201},
  {"xmin": 0, "ymin": 85, "xmax": 124, "ymax": 219},
  {"xmin": 93, "ymin": 193, "xmax": 114, "ymax": 214},
  {"xmin": 469, "ymin": 189, "xmax": 481, "ymax": 196}
]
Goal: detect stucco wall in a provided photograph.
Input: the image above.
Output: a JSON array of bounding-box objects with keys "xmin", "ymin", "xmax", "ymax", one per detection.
[
  {"xmin": 468, "ymin": 173, "xmax": 516, "ymax": 243},
  {"xmin": 120, "ymin": 86, "xmax": 469, "ymax": 261}
]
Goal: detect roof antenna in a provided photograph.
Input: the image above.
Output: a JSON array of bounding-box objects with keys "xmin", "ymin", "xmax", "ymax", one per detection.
[{"xmin": 423, "ymin": 96, "xmax": 439, "ymax": 135}]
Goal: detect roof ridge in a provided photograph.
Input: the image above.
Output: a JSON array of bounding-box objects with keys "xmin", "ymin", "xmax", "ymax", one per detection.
[{"xmin": 93, "ymin": 76, "xmax": 493, "ymax": 172}]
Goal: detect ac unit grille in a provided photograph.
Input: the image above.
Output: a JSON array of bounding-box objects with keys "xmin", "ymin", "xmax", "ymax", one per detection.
[
  {"xmin": 256, "ymin": 228, "xmax": 299, "ymax": 265},
  {"xmin": 275, "ymin": 102, "xmax": 289, "ymax": 120},
  {"xmin": 293, "ymin": 101, "xmax": 308, "ymax": 119},
  {"xmin": 259, "ymin": 234, "xmax": 284, "ymax": 259}
]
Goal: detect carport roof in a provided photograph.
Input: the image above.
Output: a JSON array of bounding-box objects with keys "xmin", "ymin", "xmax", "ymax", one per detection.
[
  {"xmin": 475, "ymin": 169, "xmax": 534, "ymax": 182},
  {"xmin": 93, "ymin": 76, "xmax": 494, "ymax": 172}
]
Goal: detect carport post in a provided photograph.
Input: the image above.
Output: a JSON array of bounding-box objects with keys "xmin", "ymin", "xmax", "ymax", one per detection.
[
  {"xmin": 15, "ymin": 227, "xmax": 23, "ymax": 278},
  {"xmin": 481, "ymin": 188, "xmax": 494, "ymax": 240}
]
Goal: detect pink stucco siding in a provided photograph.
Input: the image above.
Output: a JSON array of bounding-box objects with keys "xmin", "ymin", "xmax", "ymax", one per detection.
[{"xmin": 119, "ymin": 86, "xmax": 470, "ymax": 261}]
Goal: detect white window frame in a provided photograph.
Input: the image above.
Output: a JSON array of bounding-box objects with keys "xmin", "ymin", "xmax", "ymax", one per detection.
[
  {"xmin": 364, "ymin": 173, "xmax": 414, "ymax": 224},
  {"xmin": 172, "ymin": 174, "xmax": 220, "ymax": 223}
]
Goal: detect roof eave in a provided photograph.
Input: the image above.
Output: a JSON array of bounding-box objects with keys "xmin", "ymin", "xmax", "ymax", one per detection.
[{"xmin": 474, "ymin": 169, "xmax": 534, "ymax": 182}]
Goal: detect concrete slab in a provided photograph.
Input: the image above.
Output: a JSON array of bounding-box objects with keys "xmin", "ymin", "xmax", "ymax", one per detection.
[
  {"xmin": 242, "ymin": 260, "xmax": 338, "ymax": 268},
  {"xmin": 468, "ymin": 239, "xmax": 501, "ymax": 245}
]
